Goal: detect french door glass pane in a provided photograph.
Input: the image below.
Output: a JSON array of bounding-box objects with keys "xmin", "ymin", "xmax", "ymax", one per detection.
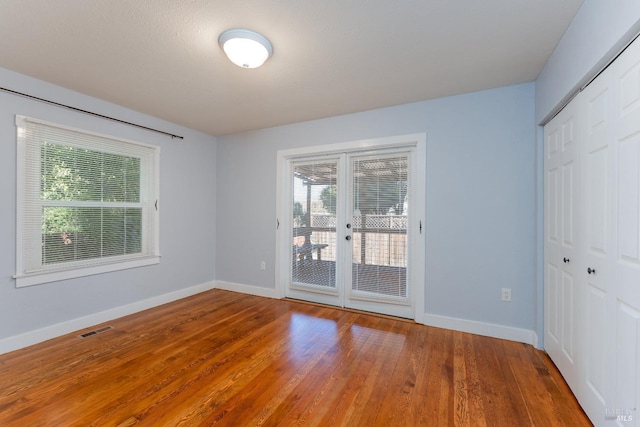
[
  {"xmin": 291, "ymin": 160, "xmax": 337, "ymax": 290},
  {"xmin": 350, "ymin": 154, "xmax": 409, "ymax": 300}
]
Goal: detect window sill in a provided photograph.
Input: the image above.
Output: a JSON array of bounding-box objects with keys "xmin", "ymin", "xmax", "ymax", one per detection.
[{"xmin": 14, "ymin": 256, "xmax": 160, "ymax": 288}]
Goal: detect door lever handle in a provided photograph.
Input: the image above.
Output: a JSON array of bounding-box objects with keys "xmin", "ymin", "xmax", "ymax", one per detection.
[
  {"xmin": 563, "ymin": 257, "xmax": 570, "ymax": 263},
  {"xmin": 587, "ymin": 267, "xmax": 596, "ymax": 275}
]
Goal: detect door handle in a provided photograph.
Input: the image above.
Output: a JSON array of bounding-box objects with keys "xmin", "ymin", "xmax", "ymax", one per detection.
[
  {"xmin": 587, "ymin": 267, "xmax": 596, "ymax": 275},
  {"xmin": 345, "ymin": 235, "xmax": 351, "ymax": 241},
  {"xmin": 563, "ymin": 257, "xmax": 570, "ymax": 263},
  {"xmin": 346, "ymin": 223, "xmax": 351, "ymax": 229}
]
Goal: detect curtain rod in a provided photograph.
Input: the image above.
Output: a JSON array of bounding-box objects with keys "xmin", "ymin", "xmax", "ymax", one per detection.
[{"xmin": 0, "ymin": 86, "xmax": 184, "ymax": 140}]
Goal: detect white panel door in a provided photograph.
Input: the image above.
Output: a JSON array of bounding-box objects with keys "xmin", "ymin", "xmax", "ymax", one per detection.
[
  {"xmin": 544, "ymin": 98, "xmax": 580, "ymax": 395},
  {"xmin": 580, "ymin": 66, "xmax": 613, "ymax": 423},
  {"xmin": 610, "ymin": 36, "xmax": 640, "ymax": 425},
  {"xmin": 544, "ymin": 34, "xmax": 640, "ymax": 426}
]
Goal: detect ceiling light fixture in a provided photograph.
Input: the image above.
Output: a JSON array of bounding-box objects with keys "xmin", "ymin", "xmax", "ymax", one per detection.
[{"xmin": 218, "ymin": 29, "xmax": 273, "ymax": 69}]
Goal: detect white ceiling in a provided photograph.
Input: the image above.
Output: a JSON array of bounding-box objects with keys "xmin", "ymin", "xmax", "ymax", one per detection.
[{"xmin": 0, "ymin": 0, "xmax": 583, "ymax": 136}]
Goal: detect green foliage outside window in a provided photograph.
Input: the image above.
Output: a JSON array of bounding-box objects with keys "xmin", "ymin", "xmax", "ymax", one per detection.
[
  {"xmin": 40, "ymin": 141, "xmax": 142, "ymax": 264},
  {"xmin": 319, "ymin": 185, "xmax": 337, "ymax": 215}
]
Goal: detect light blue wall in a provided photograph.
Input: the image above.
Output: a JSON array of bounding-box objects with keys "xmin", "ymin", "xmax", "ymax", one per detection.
[
  {"xmin": 217, "ymin": 83, "xmax": 537, "ymax": 333},
  {"xmin": 17, "ymin": 0, "xmax": 638, "ymax": 348},
  {"xmin": 0, "ymin": 68, "xmax": 217, "ymax": 343}
]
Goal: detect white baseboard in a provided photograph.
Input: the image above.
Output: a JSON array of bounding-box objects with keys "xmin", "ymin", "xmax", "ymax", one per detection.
[
  {"xmin": 423, "ymin": 313, "xmax": 539, "ymax": 347},
  {"xmin": 0, "ymin": 281, "xmax": 216, "ymax": 355},
  {"xmin": 213, "ymin": 283, "xmax": 538, "ymax": 347},
  {"xmin": 213, "ymin": 280, "xmax": 279, "ymax": 299},
  {"xmin": 1, "ymin": 281, "xmax": 538, "ymax": 355}
]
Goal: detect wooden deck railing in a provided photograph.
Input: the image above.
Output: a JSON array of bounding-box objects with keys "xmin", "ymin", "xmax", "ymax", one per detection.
[{"xmin": 300, "ymin": 214, "xmax": 407, "ymax": 267}]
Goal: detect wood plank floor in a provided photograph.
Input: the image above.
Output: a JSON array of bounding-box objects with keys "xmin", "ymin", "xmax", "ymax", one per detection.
[{"xmin": 0, "ymin": 289, "xmax": 590, "ymax": 426}]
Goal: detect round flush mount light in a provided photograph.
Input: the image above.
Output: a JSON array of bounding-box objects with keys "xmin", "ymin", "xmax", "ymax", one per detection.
[{"xmin": 218, "ymin": 28, "xmax": 273, "ymax": 69}]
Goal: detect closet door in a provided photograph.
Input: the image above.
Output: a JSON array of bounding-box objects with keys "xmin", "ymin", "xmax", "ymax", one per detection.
[
  {"xmin": 544, "ymin": 99, "xmax": 580, "ymax": 394},
  {"xmin": 544, "ymin": 35, "xmax": 640, "ymax": 426},
  {"xmin": 610, "ymin": 36, "xmax": 640, "ymax": 423},
  {"xmin": 580, "ymin": 65, "xmax": 613, "ymax": 423}
]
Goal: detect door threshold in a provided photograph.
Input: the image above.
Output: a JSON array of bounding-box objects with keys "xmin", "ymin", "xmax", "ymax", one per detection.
[{"xmin": 283, "ymin": 297, "xmax": 416, "ymax": 323}]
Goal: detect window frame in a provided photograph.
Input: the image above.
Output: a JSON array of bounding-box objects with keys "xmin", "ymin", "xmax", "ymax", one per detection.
[{"xmin": 14, "ymin": 115, "xmax": 160, "ymax": 288}]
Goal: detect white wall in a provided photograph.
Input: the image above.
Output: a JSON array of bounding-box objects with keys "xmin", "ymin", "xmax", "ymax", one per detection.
[
  {"xmin": 0, "ymin": 67, "xmax": 218, "ymax": 352},
  {"xmin": 217, "ymin": 83, "xmax": 537, "ymax": 340}
]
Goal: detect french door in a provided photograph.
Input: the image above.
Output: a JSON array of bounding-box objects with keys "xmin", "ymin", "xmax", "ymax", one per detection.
[{"xmin": 278, "ymin": 139, "xmax": 424, "ymax": 320}]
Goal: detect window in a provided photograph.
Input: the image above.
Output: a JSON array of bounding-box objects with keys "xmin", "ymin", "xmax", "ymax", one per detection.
[{"xmin": 15, "ymin": 116, "xmax": 160, "ymax": 287}]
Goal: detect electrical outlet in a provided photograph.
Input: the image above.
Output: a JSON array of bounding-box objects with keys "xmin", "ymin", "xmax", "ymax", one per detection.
[
  {"xmin": 260, "ymin": 261, "xmax": 266, "ymax": 270},
  {"xmin": 501, "ymin": 288, "xmax": 512, "ymax": 302}
]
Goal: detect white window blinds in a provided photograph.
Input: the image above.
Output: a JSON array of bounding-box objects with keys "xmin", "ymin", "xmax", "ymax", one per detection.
[
  {"xmin": 291, "ymin": 159, "xmax": 338, "ymax": 292},
  {"xmin": 349, "ymin": 153, "xmax": 410, "ymax": 303},
  {"xmin": 15, "ymin": 116, "xmax": 160, "ymax": 287}
]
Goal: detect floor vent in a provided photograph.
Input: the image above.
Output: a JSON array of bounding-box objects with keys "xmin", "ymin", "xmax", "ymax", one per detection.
[{"xmin": 78, "ymin": 325, "xmax": 114, "ymax": 338}]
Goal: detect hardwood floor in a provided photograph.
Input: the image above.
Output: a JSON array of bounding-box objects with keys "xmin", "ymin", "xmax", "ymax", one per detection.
[{"xmin": 0, "ymin": 289, "xmax": 590, "ymax": 426}]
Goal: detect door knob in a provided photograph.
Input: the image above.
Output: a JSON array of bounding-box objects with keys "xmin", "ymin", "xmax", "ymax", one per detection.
[
  {"xmin": 346, "ymin": 223, "xmax": 351, "ymax": 229},
  {"xmin": 345, "ymin": 235, "xmax": 351, "ymax": 241},
  {"xmin": 563, "ymin": 257, "xmax": 570, "ymax": 263},
  {"xmin": 587, "ymin": 267, "xmax": 596, "ymax": 275}
]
